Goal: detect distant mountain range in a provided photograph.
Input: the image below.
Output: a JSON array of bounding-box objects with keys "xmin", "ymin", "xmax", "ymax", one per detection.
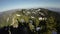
[{"xmin": 46, "ymin": 8, "xmax": 60, "ymax": 12}]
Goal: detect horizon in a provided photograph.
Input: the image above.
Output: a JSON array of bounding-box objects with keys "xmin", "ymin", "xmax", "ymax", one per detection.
[{"xmin": 0, "ymin": 0, "xmax": 60, "ymax": 12}]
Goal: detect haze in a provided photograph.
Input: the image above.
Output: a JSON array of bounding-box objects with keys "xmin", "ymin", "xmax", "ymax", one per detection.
[{"xmin": 0, "ymin": 0, "xmax": 60, "ymax": 12}]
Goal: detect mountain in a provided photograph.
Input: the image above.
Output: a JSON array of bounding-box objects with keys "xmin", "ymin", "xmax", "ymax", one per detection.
[
  {"xmin": 0, "ymin": 8, "xmax": 60, "ymax": 34},
  {"xmin": 0, "ymin": 8, "xmax": 60, "ymax": 27},
  {"xmin": 46, "ymin": 8, "xmax": 60, "ymax": 13}
]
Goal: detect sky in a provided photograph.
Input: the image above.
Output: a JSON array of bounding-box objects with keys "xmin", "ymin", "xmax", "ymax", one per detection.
[{"xmin": 0, "ymin": 0, "xmax": 60, "ymax": 12}]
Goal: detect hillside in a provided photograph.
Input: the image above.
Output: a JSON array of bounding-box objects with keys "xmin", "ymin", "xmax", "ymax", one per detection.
[{"xmin": 0, "ymin": 8, "xmax": 60, "ymax": 34}]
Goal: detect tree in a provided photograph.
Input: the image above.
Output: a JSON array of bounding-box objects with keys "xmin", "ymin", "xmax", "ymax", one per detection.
[{"xmin": 46, "ymin": 16, "xmax": 57, "ymax": 34}]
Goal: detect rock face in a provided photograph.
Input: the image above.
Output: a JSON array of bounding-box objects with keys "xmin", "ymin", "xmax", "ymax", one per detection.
[{"xmin": 0, "ymin": 8, "xmax": 60, "ymax": 34}]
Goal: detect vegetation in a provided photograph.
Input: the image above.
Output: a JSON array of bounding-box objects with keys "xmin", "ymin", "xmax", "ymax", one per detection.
[{"xmin": 0, "ymin": 8, "xmax": 60, "ymax": 34}]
